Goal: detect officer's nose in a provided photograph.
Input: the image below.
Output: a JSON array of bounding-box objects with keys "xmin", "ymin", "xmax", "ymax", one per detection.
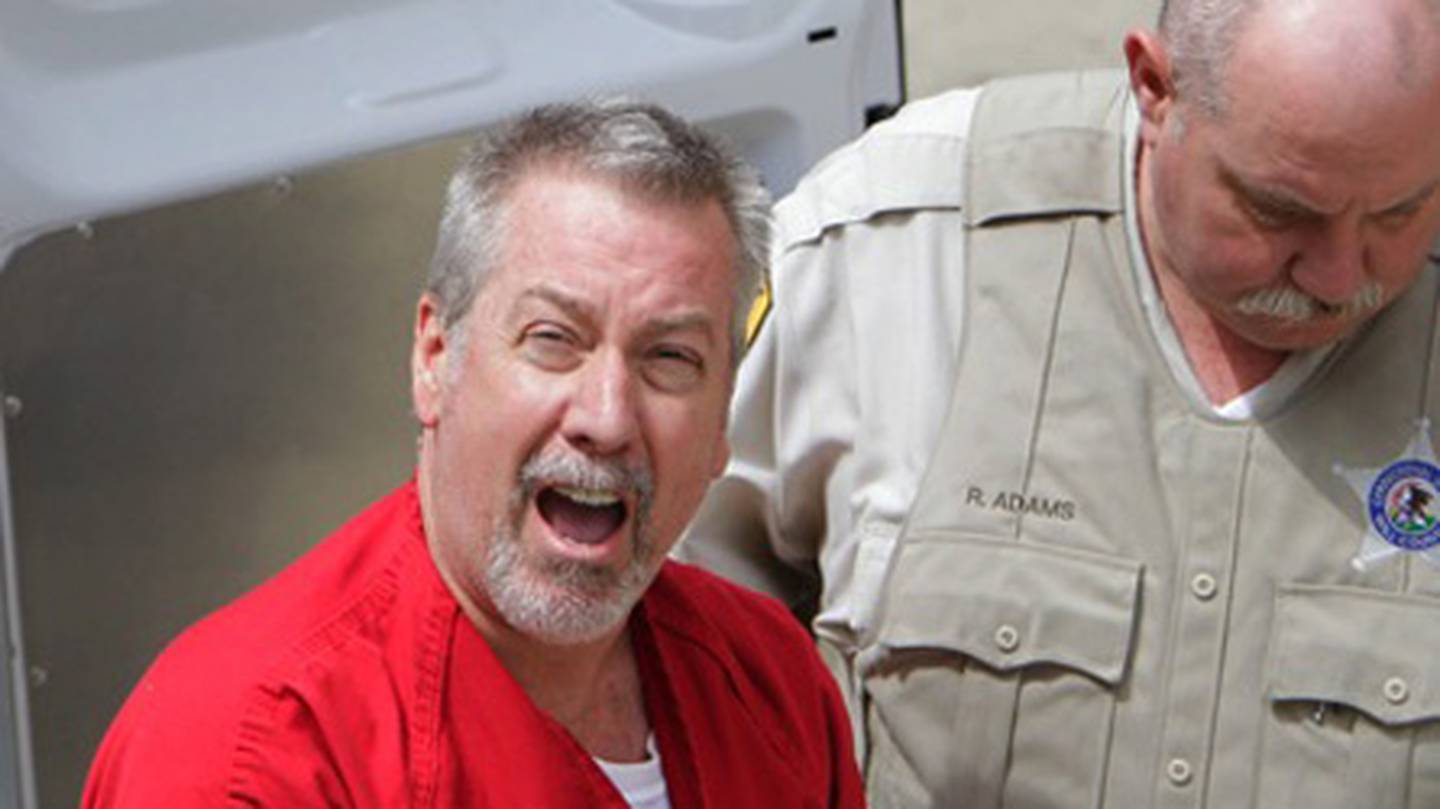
[{"xmin": 1288, "ymin": 217, "xmax": 1370, "ymax": 307}]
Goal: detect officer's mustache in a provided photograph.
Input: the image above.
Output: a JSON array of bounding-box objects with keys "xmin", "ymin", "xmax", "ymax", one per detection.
[{"xmin": 1234, "ymin": 280, "xmax": 1382, "ymax": 322}]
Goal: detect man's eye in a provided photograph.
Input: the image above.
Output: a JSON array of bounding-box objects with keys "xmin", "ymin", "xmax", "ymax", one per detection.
[
  {"xmin": 1373, "ymin": 199, "xmax": 1427, "ymax": 230},
  {"xmin": 1241, "ymin": 198, "xmax": 1300, "ymax": 230},
  {"xmin": 520, "ymin": 325, "xmax": 581, "ymax": 369},
  {"xmin": 644, "ymin": 346, "xmax": 704, "ymax": 391}
]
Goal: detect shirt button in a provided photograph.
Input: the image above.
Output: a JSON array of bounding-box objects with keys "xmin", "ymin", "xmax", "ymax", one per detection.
[
  {"xmin": 994, "ymin": 624, "xmax": 1020, "ymax": 653},
  {"xmin": 1190, "ymin": 572, "xmax": 1218, "ymax": 601},
  {"xmin": 1384, "ymin": 676, "xmax": 1410, "ymax": 705},
  {"xmin": 1166, "ymin": 757, "xmax": 1194, "ymax": 787}
]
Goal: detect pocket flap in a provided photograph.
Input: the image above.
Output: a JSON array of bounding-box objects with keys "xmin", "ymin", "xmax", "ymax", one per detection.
[
  {"xmin": 872, "ymin": 533, "xmax": 1141, "ymax": 685},
  {"xmin": 1268, "ymin": 585, "xmax": 1440, "ymax": 726}
]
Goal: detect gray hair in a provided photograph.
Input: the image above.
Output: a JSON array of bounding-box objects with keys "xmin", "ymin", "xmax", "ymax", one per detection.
[
  {"xmin": 1159, "ymin": 0, "xmax": 1440, "ymax": 116},
  {"xmin": 1157, "ymin": 0, "xmax": 1263, "ymax": 116},
  {"xmin": 426, "ymin": 98, "xmax": 771, "ymax": 374}
]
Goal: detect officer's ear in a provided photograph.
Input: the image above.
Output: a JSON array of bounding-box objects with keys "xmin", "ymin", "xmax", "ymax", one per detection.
[
  {"xmin": 411, "ymin": 294, "xmax": 448, "ymax": 428},
  {"xmin": 1124, "ymin": 28, "xmax": 1178, "ymax": 146}
]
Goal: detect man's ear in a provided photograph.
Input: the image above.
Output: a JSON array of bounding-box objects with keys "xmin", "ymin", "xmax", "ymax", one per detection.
[
  {"xmin": 1124, "ymin": 28, "xmax": 1178, "ymax": 145},
  {"xmin": 412, "ymin": 295, "xmax": 448, "ymax": 428}
]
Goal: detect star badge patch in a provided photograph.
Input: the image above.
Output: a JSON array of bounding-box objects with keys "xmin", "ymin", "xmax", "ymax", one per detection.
[{"xmin": 1335, "ymin": 418, "xmax": 1440, "ymax": 571}]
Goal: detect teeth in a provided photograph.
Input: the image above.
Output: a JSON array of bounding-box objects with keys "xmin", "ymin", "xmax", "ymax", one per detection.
[{"xmin": 554, "ymin": 486, "xmax": 621, "ymax": 507}]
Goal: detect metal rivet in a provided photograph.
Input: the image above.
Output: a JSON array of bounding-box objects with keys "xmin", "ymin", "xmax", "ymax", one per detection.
[
  {"xmin": 27, "ymin": 666, "xmax": 47, "ymax": 688},
  {"xmin": 75, "ymin": 221, "xmax": 94, "ymax": 240},
  {"xmin": 3, "ymin": 395, "xmax": 20, "ymax": 419},
  {"xmin": 1190, "ymin": 572, "xmax": 1218, "ymax": 601},
  {"xmin": 1384, "ymin": 676, "xmax": 1409, "ymax": 705},
  {"xmin": 993, "ymin": 624, "xmax": 1020, "ymax": 653},
  {"xmin": 1166, "ymin": 757, "xmax": 1193, "ymax": 786}
]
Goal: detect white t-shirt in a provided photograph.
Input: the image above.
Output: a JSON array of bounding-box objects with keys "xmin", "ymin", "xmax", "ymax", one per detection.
[{"xmin": 594, "ymin": 734, "xmax": 670, "ymax": 809}]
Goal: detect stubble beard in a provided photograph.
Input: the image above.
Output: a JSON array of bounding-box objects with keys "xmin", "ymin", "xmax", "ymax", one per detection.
[{"xmin": 481, "ymin": 449, "xmax": 658, "ymax": 645}]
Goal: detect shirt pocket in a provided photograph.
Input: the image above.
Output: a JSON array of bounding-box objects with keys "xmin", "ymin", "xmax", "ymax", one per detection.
[
  {"xmin": 857, "ymin": 531, "xmax": 1141, "ymax": 809},
  {"xmin": 1258, "ymin": 584, "xmax": 1440, "ymax": 809}
]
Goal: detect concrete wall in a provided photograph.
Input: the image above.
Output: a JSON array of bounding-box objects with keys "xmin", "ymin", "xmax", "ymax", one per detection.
[{"xmin": 903, "ymin": 0, "xmax": 1158, "ymax": 98}]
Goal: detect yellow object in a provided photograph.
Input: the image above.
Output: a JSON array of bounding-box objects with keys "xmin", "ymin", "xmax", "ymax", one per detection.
[{"xmin": 745, "ymin": 280, "xmax": 772, "ymax": 347}]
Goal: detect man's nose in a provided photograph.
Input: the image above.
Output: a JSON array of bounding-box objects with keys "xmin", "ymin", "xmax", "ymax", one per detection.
[
  {"xmin": 560, "ymin": 349, "xmax": 640, "ymax": 457},
  {"xmin": 1289, "ymin": 217, "xmax": 1370, "ymax": 305}
]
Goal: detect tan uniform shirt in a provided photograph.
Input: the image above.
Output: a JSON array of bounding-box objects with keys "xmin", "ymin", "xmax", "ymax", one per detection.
[
  {"xmin": 681, "ymin": 70, "xmax": 1440, "ymax": 808},
  {"xmin": 681, "ymin": 86, "xmax": 982, "ymax": 643}
]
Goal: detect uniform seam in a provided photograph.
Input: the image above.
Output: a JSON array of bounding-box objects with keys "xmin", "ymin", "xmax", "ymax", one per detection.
[
  {"xmin": 1016, "ymin": 218, "xmax": 1079, "ymax": 540},
  {"xmin": 1199, "ymin": 427, "xmax": 1256, "ymax": 806},
  {"xmin": 1150, "ymin": 421, "xmax": 1191, "ymax": 806}
]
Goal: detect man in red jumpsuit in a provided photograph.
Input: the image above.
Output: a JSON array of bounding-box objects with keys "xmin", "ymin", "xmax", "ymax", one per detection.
[{"xmin": 81, "ymin": 100, "xmax": 864, "ymax": 808}]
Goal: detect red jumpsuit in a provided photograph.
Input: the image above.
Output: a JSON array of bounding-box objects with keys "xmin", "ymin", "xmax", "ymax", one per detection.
[{"xmin": 82, "ymin": 482, "xmax": 863, "ymax": 808}]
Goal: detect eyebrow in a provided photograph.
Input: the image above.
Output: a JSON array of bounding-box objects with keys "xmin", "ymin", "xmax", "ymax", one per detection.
[
  {"xmin": 1377, "ymin": 180, "xmax": 1440, "ymax": 216},
  {"xmin": 1218, "ymin": 165, "xmax": 1326, "ymax": 222},
  {"xmin": 1221, "ymin": 162, "xmax": 1440, "ymax": 222},
  {"xmin": 516, "ymin": 283, "xmax": 719, "ymax": 347}
]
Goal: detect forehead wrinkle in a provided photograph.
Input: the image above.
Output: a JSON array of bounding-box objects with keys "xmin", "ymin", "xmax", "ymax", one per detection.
[{"xmin": 514, "ymin": 283, "xmax": 597, "ymax": 325}]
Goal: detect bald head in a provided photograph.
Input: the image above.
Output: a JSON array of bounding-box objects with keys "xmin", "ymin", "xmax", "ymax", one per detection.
[
  {"xmin": 1127, "ymin": 0, "xmax": 1440, "ymax": 360},
  {"xmin": 1159, "ymin": 0, "xmax": 1440, "ymax": 116}
]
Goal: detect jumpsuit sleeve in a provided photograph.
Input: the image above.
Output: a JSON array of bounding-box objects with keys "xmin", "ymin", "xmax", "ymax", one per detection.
[{"xmin": 81, "ymin": 664, "xmax": 351, "ymax": 809}]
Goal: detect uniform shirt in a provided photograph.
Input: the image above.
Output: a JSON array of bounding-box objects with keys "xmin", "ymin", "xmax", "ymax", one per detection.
[
  {"xmin": 683, "ymin": 72, "xmax": 1440, "ymax": 809},
  {"xmin": 680, "ymin": 84, "xmax": 1331, "ymax": 649},
  {"xmin": 83, "ymin": 481, "xmax": 863, "ymax": 808}
]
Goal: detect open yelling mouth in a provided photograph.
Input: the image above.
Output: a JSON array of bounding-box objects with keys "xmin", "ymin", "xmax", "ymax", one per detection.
[{"xmin": 536, "ymin": 484, "xmax": 628, "ymax": 545}]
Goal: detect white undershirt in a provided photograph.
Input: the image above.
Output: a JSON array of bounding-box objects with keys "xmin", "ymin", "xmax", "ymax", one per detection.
[
  {"xmin": 1119, "ymin": 95, "xmax": 1337, "ymax": 421},
  {"xmin": 594, "ymin": 733, "xmax": 671, "ymax": 809}
]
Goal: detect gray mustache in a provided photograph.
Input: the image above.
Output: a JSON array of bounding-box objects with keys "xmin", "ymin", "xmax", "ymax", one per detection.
[
  {"xmin": 1234, "ymin": 281, "xmax": 1382, "ymax": 321},
  {"xmin": 520, "ymin": 449, "xmax": 655, "ymax": 503}
]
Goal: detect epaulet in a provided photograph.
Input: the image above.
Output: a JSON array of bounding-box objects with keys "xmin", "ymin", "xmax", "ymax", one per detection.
[
  {"xmin": 773, "ymin": 88, "xmax": 977, "ymax": 249},
  {"xmin": 965, "ymin": 69, "xmax": 1128, "ymax": 225}
]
